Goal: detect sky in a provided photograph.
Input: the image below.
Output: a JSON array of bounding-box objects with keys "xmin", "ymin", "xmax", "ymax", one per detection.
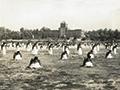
[{"xmin": 0, "ymin": 0, "xmax": 120, "ymax": 31}]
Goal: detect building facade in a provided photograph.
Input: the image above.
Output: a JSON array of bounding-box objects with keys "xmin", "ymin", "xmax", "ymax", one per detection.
[{"xmin": 59, "ymin": 21, "xmax": 68, "ymax": 38}]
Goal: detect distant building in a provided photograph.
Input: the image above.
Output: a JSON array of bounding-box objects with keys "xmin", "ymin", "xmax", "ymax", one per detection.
[
  {"xmin": 67, "ymin": 29, "xmax": 82, "ymax": 38},
  {"xmin": 32, "ymin": 22, "xmax": 84, "ymax": 39},
  {"xmin": 59, "ymin": 21, "xmax": 68, "ymax": 38}
]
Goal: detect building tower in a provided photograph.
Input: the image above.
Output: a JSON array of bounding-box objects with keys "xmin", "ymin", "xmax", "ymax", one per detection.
[{"xmin": 59, "ymin": 21, "xmax": 68, "ymax": 38}]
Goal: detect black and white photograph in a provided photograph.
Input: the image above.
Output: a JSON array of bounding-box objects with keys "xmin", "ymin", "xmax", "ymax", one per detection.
[{"xmin": 0, "ymin": 0, "xmax": 120, "ymax": 90}]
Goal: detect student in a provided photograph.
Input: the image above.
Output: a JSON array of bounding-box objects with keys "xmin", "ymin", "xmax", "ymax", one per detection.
[
  {"xmin": 13, "ymin": 51, "xmax": 22, "ymax": 60},
  {"xmin": 27, "ymin": 56, "xmax": 42, "ymax": 69},
  {"xmin": 60, "ymin": 51, "xmax": 68, "ymax": 60},
  {"xmin": 77, "ymin": 43, "xmax": 82, "ymax": 55},
  {"xmin": 105, "ymin": 50, "xmax": 113, "ymax": 59},
  {"xmin": 82, "ymin": 57, "xmax": 93, "ymax": 67}
]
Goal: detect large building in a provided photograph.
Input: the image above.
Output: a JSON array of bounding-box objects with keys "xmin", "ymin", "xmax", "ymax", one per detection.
[{"xmin": 58, "ymin": 21, "xmax": 68, "ymax": 38}]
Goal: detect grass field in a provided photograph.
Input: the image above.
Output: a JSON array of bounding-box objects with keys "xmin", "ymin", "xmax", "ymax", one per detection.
[{"xmin": 0, "ymin": 45, "xmax": 120, "ymax": 90}]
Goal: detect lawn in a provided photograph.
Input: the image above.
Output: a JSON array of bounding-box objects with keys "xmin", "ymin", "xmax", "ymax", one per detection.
[{"xmin": 0, "ymin": 44, "xmax": 120, "ymax": 90}]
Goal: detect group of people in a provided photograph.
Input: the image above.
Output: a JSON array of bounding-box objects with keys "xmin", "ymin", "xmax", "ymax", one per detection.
[{"xmin": 0, "ymin": 40, "xmax": 119, "ymax": 69}]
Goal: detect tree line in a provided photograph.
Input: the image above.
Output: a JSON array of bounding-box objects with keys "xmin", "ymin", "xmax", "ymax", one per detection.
[
  {"xmin": 0, "ymin": 27, "xmax": 120, "ymax": 41},
  {"xmin": 0, "ymin": 27, "xmax": 82, "ymax": 40},
  {"xmin": 86, "ymin": 28, "xmax": 120, "ymax": 41}
]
